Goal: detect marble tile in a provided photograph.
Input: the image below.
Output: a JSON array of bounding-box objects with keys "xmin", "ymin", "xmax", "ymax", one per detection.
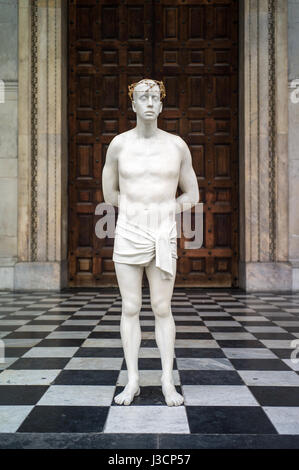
[
  {"xmin": 204, "ymin": 321, "xmax": 241, "ymax": 327},
  {"xmin": 245, "ymin": 326, "xmax": 286, "ymax": 333},
  {"xmin": 176, "ymin": 358, "xmax": 234, "ymax": 370},
  {"xmin": 48, "ymin": 307, "xmax": 78, "ymax": 312},
  {"xmin": 263, "ymin": 407, "xmax": 299, "ymax": 434},
  {"xmin": 23, "ymin": 347, "xmax": 79, "ymax": 358},
  {"xmin": 141, "ymin": 332, "xmax": 155, "ymax": 340},
  {"xmin": 37, "ymin": 385, "xmax": 115, "ymax": 406},
  {"xmin": 238, "ymin": 370, "xmax": 299, "ymax": 386},
  {"xmin": 223, "ymin": 348, "xmax": 278, "ymax": 359},
  {"xmin": 1, "ymin": 339, "xmax": 42, "ymax": 348},
  {"xmin": 37, "ymin": 315, "xmax": 71, "ymax": 321},
  {"xmin": 182, "ymin": 385, "xmax": 259, "ymax": 406},
  {"xmin": 224, "ymin": 308, "xmax": 256, "ymax": 313},
  {"xmin": 172, "ymin": 316, "xmax": 201, "ymax": 321},
  {"xmin": 175, "ymin": 326, "xmax": 209, "ymax": 332},
  {"xmin": 233, "ymin": 316, "xmax": 270, "ymax": 322},
  {"xmin": 73, "ymin": 311, "xmax": 105, "ymax": 317},
  {"xmin": 59, "ymin": 301, "xmax": 87, "ymax": 305},
  {"xmin": 0, "ymin": 369, "xmax": 61, "ymax": 385},
  {"xmin": 9, "ymin": 311, "xmax": 46, "ymax": 316},
  {"xmin": 175, "ymin": 339, "xmax": 218, "ymax": 348},
  {"xmin": 16, "ymin": 325, "xmax": 58, "ymax": 331},
  {"xmin": 139, "ymin": 320, "xmax": 155, "ymax": 326},
  {"xmin": 17, "ymin": 405, "xmax": 109, "ymax": 433},
  {"xmin": 65, "ymin": 357, "xmax": 123, "ymax": 370},
  {"xmin": 104, "ymin": 406, "xmax": 190, "ymax": 434},
  {"xmin": 0, "ymin": 406, "xmax": 34, "ymax": 433},
  {"xmin": 0, "ymin": 357, "xmax": 18, "ymax": 370},
  {"xmin": 196, "ymin": 312, "xmax": 230, "ymax": 317},
  {"xmin": 82, "ymin": 339, "xmax": 123, "ymax": 348},
  {"xmin": 211, "ymin": 333, "xmax": 256, "ymax": 340},
  {"xmin": 260, "ymin": 340, "xmax": 295, "ymax": 349},
  {"xmin": 47, "ymin": 332, "xmax": 90, "ymax": 339},
  {"xmin": 117, "ymin": 370, "xmax": 180, "ymax": 386},
  {"xmin": 0, "ymin": 308, "xmax": 22, "ymax": 312},
  {"xmin": 101, "ymin": 315, "xmax": 121, "ymax": 321},
  {"xmin": 139, "ymin": 348, "xmax": 161, "ymax": 358},
  {"xmin": 282, "ymin": 359, "xmax": 299, "ymax": 371},
  {"xmin": 62, "ymin": 320, "xmax": 100, "ymax": 326}
]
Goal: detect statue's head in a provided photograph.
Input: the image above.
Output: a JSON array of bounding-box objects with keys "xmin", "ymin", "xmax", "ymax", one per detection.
[{"xmin": 128, "ymin": 78, "xmax": 166, "ymax": 120}]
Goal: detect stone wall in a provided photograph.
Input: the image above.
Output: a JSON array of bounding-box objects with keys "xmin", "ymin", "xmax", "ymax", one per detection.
[
  {"xmin": 288, "ymin": 0, "xmax": 299, "ymax": 289},
  {"xmin": 0, "ymin": 0, "xmax": 18, "ymax": 289}
]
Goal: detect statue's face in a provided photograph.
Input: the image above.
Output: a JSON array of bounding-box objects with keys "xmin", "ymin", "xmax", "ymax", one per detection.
[{"xmin": 132, "ymin": 81, "xmax": 162, "ymax": 119}]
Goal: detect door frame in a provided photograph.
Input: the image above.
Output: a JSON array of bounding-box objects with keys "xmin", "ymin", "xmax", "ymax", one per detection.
[{"xmin": 16, "ymin": 0, "xmax": 291, "ymax": 291}]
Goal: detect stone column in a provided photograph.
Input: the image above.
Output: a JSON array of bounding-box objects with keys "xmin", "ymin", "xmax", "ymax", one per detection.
[
  {"xmin": 0, "ymin": 0, "xmax": 18, "ymax": 290},
  {"xmin": 15, "ymin": 0, "xmax": 68, "ymax": 290},
  {"xmin": 288, "ymin": 0, "xmax": 299, "ymax": 290},
  {"xmin": 239, "ymin": 0, "xmax": 291, "ymax": 291}
]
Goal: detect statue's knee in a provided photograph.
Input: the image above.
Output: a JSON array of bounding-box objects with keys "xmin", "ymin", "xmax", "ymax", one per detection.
[
  {"xmin": 152, "ymin": 300, "xmax": 171, "ymax": 318},
  {"xmin": 122, "ymin": 299, "xmax": 141, "ymax": 317}
]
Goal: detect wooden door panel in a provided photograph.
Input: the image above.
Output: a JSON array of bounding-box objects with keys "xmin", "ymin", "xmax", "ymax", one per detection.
[
  {"xmin": 154, "ymin": 0, "xmax": 238, "ymax": 287},
  {"xmin": 68, "ymin": 0, "xmax": 239, "ymax": 287}
]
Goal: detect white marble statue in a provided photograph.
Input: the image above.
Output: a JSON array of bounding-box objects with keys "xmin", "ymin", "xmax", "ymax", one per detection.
[{"xmin": 102, "ymin": 78, "xmax": 199, "ymax": 406}]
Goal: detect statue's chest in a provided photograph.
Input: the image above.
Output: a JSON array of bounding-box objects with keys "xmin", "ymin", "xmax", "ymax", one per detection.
[{"xmin": 119, "ymin": 145, "xmax": 180, "ymax": 180}]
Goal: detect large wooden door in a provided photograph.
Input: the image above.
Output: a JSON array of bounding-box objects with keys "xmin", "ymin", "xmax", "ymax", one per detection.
[{"xmin": 68, "ymin": 0, "xmax": 239, "ymax": 287}]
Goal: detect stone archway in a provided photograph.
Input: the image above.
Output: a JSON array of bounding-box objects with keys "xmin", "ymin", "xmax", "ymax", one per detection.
[{"xmin": 15, "ymin": 0, "xmax": 291, "ymax": 291}]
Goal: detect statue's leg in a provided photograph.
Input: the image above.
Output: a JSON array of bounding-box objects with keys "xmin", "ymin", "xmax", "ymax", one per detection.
[
  {"xmin": 114, "ymin": 262, "xmax": 143, "ymax": 405},
  {"xmin": 145, "ymin": 258, "xmax": 184, "ymax": 406}
]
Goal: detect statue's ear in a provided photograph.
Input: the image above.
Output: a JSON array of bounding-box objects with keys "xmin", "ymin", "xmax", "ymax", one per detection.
[
  {"xmin": 159, "ymin": 101, "xmax": 163, "ymax": 114},
  {"xmin": 132, "ymin": 100, "xmax": 136, "ymax": 113}
]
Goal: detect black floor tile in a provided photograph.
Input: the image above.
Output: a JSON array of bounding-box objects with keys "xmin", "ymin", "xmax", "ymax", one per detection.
[
  {"xmin": 175, "ymin": 348, "xmax": 225, "ymax": 358},
  {"xmin": 3, "ymin": 347, "xmax": 31, "ymax": 357},
  {"xmin": 4, "ymin": 332, "xmax": 51, "ymax": 339},
  {"xmin": 53, "ymin": 369, "xmax": 119, "ymax": 385},
  {"xmin": 249, "ymin": 386, "xmax": 299, "ymax": 406},
  {"xmin": 74, "ymin": 347, "xmax": 124, "ymax": 357},
  {"xmin": 36, "ymin": 339, "xmax": 85, "ymax": 347},
  {"xmin": 17, "ymin": 406, "xmax": 110, "ymax": 433},
  {"xmin": 216, "ymin": 340, "xmax": 265, "ymax": 348},
  {"xmin": 179, "ymin": 370, "xmax": 244, "ymax": 385},
  {"xmin": 9, "ymin": 357, "xmax": 70, "ymax": 369},
  {"xmin": 229, "ymin": 358, "xmax": 292, "ymax": 371},
  {"xmin": 88, "ymin": 332, "xmax": 121, "ymax": 339},
  {"xmin": 186, "ymin": 406, "xmax": 278, "ymax": 434},
  {"xmin": 0, "ymin": 386, "xmax": 48, "ymax": 405}
]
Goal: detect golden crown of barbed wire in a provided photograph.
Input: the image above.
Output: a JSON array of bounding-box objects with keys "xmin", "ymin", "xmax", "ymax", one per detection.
[{"xmin": 128, "ymin": 78, "xmax": 166, "ymax": 101}]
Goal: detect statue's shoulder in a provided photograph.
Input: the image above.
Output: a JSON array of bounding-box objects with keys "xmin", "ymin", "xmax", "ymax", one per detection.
[
  {"xmin": 108, "ymin": 131, "xmax": 129, "ymax": 150},
  {"xmin": 162, "ymin": 130, "xmax": 185, "ymax": 148}
]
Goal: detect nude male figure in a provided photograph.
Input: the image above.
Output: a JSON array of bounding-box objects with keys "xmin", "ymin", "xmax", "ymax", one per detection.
[{"xmin": 102, "ymin": 78, "xmax": 199, "ymax": 406}]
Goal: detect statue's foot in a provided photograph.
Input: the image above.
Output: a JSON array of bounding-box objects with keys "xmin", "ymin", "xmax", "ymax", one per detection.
[
  {"xmin": 161, "ymin": 379, "xmax": 184, "ymax": 407},
  {"xmin": 114, "ymin": 382, "xmax": 140, "ymax": 406}
]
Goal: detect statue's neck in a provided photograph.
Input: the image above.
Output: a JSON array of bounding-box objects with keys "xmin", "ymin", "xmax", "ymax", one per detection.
[{"xmin": 135, "ymin": 116, "xmax": 159, "ymax": 139}]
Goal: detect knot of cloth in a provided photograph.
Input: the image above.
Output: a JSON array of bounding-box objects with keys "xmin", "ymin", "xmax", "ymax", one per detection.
[{"xmin": 113, "ymin": 215, "xmax": 178, "ymax": 280}]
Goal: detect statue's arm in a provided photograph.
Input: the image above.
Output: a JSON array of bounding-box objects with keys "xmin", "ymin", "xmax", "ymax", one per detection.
[
  {"xmin": 175, "ymin": 137, "xmax": 199, "ymax": 214},
  {"xmin": 102, "ymin": 136, "xmax": 121, "ymax": 207}
]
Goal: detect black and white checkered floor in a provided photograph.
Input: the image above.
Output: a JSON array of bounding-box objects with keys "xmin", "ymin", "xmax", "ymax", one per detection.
[{"xmin": 1, "ymin": 288, "xmax": 299, "ymax": 449}]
